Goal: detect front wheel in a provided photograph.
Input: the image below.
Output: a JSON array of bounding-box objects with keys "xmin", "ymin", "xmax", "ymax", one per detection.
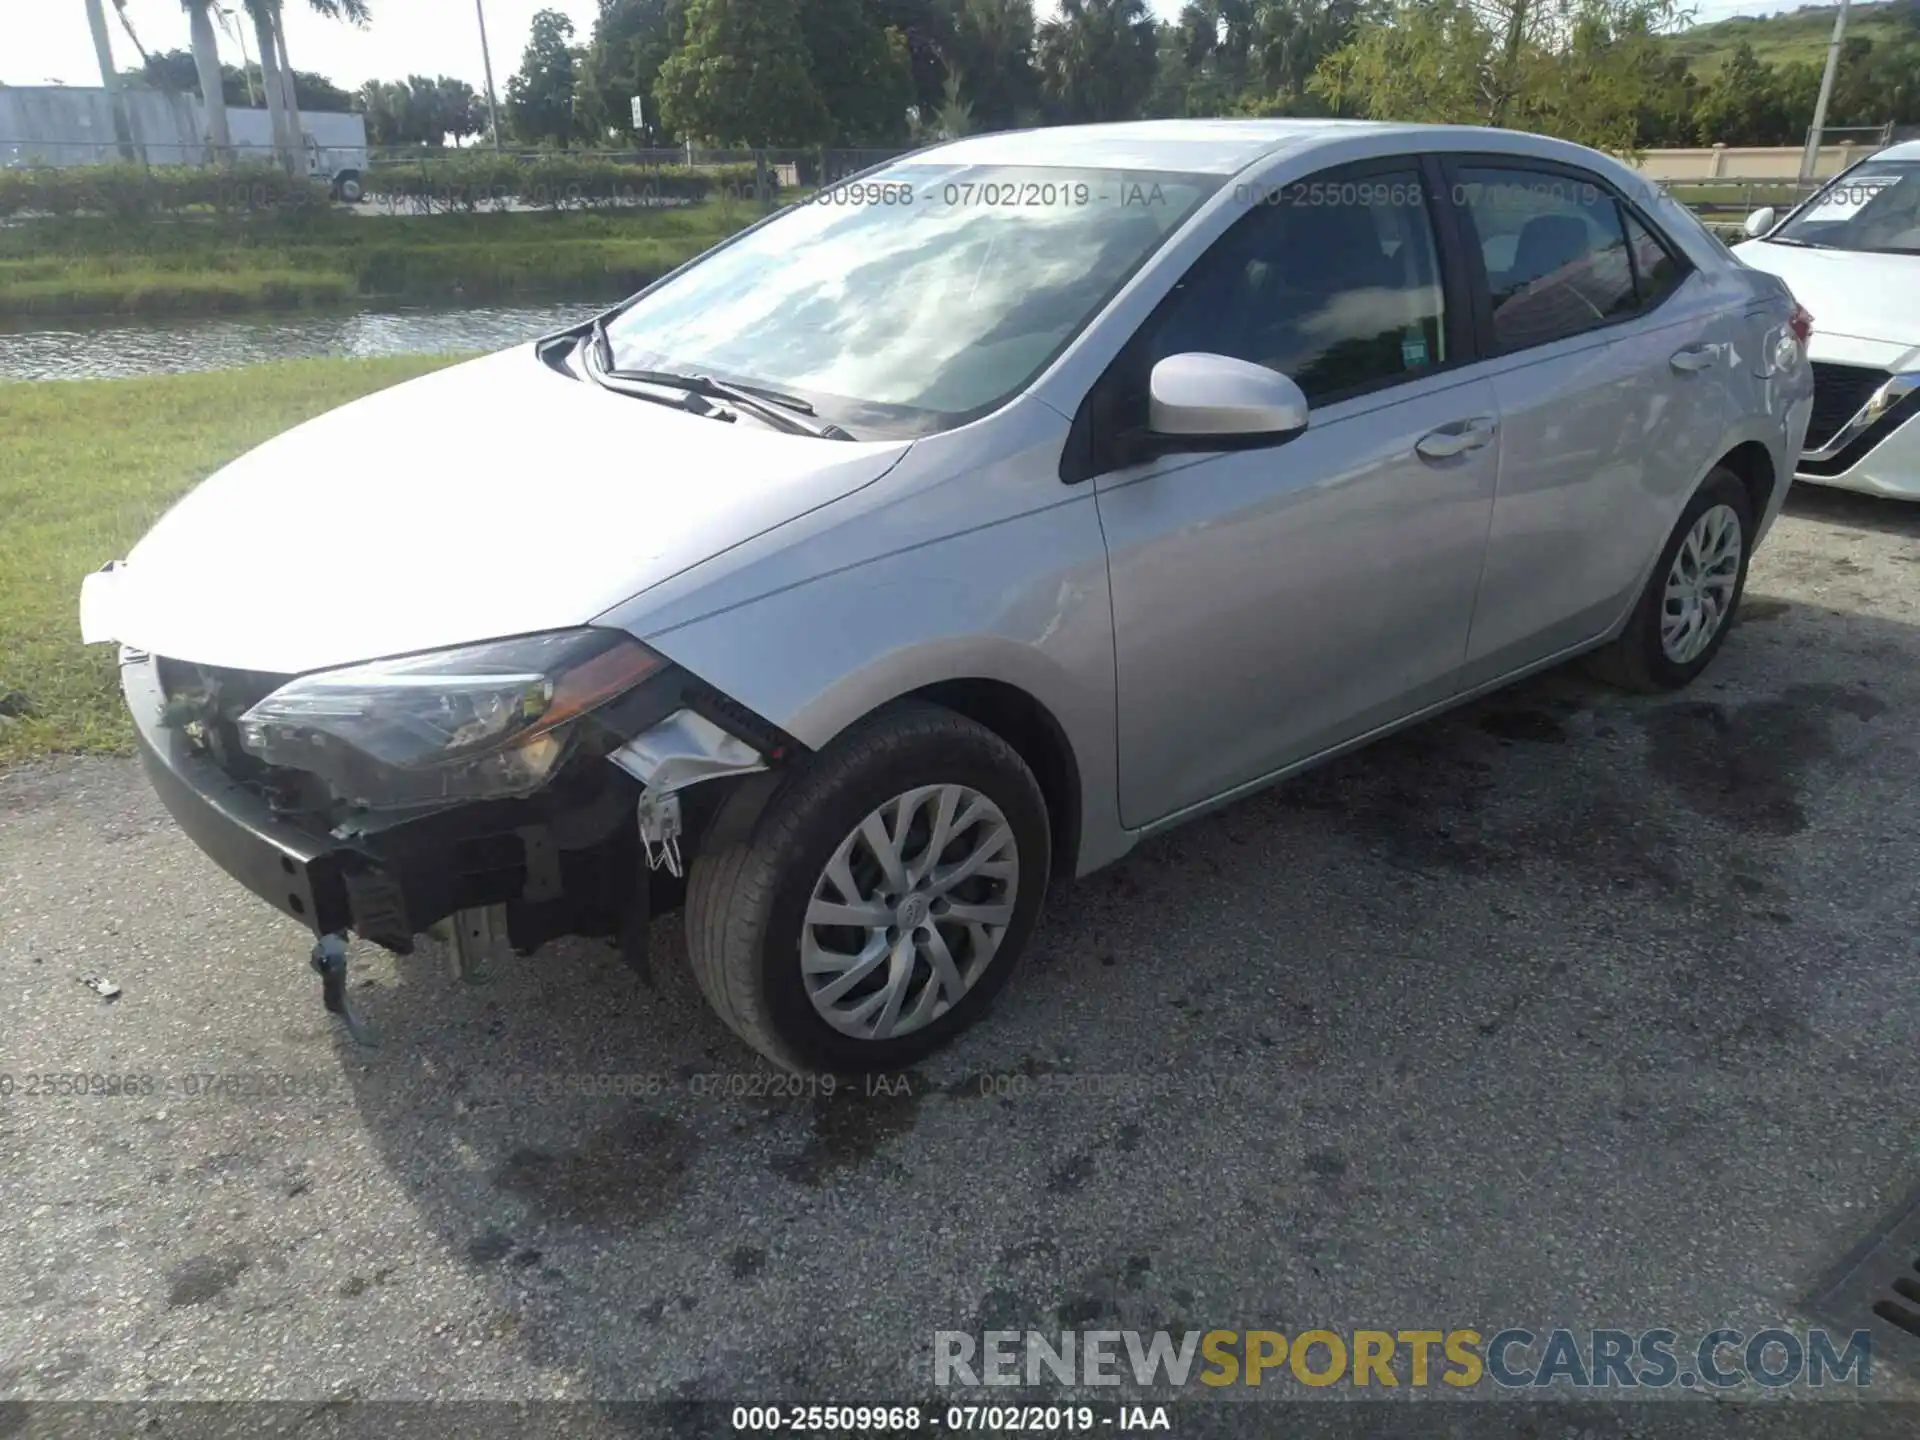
[
  {"xmin": 1586, "ymin": 466, "xmax": 1755, "ymax": 692},
  {"xmin": 685, "ymin": 702, "xmax": 1051, "ymax": 1074}
]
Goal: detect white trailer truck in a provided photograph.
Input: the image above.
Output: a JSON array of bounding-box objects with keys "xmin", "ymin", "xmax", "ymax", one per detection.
[{"xmin": 0, "ymin": 86, "xmax": 369, "ymax": 201}]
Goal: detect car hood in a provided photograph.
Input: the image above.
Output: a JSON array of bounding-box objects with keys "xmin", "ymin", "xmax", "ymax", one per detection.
[
  {"xmin": 1734, "ymin": 240, "xmax": 1920, "ymax": 364},
  {"xmin": 88, "ymin": 347, "xmax": 912, "ymax": 675}
]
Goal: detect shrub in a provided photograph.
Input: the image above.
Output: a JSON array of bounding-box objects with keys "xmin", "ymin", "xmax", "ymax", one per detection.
[
  {"xmin": 360, "ymin": 155, "xmax": 775, "ymax": 213},
  {"xmin": 0, "ymin": 163, "xmax": 333, "ymax": 220}
]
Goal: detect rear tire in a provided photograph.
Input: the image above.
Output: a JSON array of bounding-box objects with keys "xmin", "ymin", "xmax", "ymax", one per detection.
[
  {"xmin": 1585, "ymin": 466, "xmax": 1754, "ymax": 693},
  {"xmin": 685, "ymin": 702, "xmax": 1051, "ymax": 1074}
]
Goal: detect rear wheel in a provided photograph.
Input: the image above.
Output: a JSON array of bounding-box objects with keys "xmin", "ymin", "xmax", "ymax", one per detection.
[
  {"xmin": 685, "ymin": 702, "xmax": 1051, "ymax": 1073},
  {"xmin": 1586, "ymin": 466, "xmax": 1754, "ymax": 693}
]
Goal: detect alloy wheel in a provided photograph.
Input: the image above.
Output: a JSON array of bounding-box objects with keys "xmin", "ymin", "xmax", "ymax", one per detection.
[
  {"xmin": 1660, "ymin": 502, "xmax": 1743, "ymax": 665},
  {"xmin": 801, "ymin": 784, "xmax": 1019, "ymax": 1041}
]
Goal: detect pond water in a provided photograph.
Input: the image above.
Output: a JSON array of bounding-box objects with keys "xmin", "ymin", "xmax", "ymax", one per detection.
[{"xmin": 0, "ymin": 301, "xmax": 612, "ymax": 383}]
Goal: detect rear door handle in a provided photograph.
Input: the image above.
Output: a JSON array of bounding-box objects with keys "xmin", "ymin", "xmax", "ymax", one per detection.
[
  {"xmin": 1415, "ymin": 416, "xmax": 1498, "ymax": 460},
  {"xmin": 1670, "ymin": 343, "xmax": 1722, "ymax": 373}
]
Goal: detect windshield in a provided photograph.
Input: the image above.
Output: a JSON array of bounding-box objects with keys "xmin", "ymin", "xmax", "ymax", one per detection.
[
  {"xmin": 1773, "ymin": 159, "xmax": 1920, "ymax": 253},
  {"xmin": 604, "ymin": 162, "xmax": 1220, "ymax": 438}
]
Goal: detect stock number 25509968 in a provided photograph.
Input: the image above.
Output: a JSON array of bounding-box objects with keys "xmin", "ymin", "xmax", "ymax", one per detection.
[{"xmin": 730, "ymin": 1405, "xmax": 1103, "ymax": 1432}]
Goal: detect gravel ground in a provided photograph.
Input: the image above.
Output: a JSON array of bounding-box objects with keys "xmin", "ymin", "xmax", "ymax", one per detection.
[{"xmin": 2, "ymin": 486, "xmax": 1918, "ymax": 1427}]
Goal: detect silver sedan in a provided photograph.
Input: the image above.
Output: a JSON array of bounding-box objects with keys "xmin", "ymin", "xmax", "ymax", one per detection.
[{"xmin": 83, "ymin": 120, "xmax": 1816, "ymax": 1072}]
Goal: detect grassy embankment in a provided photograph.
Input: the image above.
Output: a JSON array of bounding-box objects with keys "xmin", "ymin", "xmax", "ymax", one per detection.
[
  {"xmin": 0, "ymin": 202, "xmax": 757, "ymax": 319},
  {"xmin": 0, "ymin": 356, "xmax": 467, "ymax": 765},
  {"xmin": 1661, "ymin": 0, "xmax": 1918, "ymax": 74}
]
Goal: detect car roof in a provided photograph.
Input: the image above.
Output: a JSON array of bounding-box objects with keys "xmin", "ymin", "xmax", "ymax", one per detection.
[
  {"xmin": 915, "ymin": 119, "xmax": 1434, "ymax": 175},
  {"xmin": 1869, "ymin": 138, "xmax": 1920, "ymax": 162},
  {"xmin": 911, "ymin": 119, "xmax": 1643, "ymax": 178}
]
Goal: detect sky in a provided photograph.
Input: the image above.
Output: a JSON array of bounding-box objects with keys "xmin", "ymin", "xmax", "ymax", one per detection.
[{"xmin": 4, "ymin": 0, "xmax": 1800, "ymax": 95}]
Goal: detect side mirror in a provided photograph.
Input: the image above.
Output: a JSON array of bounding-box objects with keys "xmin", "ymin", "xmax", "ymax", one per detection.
[
  {"xmin": 1149, "ymin": 353, "xmax": 1309, "ymax": 446},
  {"xmin": 1743, "ymin": 207, "xmax": 1777, "ymax": 239}
]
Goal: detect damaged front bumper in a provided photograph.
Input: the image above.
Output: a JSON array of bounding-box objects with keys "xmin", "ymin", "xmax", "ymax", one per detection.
[
  {"xmin": 122, "ymin": 646, "xmax": 794, "ymax": 1002},
  {"xmin": 126, "ymin": 648, "xmax": 644, "ymax": 949}
]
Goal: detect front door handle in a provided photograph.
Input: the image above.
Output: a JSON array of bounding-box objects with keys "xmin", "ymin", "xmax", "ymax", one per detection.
[
  {"xmin": 1670, "ymin": 343, "xmax": 1722, "ymax": 373},
  {"xmin": 1415, "ymin": 416, "xmax": 1497, "ymax": 460}
]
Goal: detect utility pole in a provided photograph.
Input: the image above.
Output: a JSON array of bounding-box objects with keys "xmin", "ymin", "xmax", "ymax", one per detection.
[
  {"xmin": 475, "ymin": 0, "xmax": 504, "ymax": 151},
  {"xmin": 1800, "ymin": 0, "xmax": 1851, "ymax": 182}
]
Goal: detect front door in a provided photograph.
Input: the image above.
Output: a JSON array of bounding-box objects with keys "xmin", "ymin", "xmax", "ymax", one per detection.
[{"xmin": 1087, "ymin": 163, "xmax": 1501, "ymax": 829}]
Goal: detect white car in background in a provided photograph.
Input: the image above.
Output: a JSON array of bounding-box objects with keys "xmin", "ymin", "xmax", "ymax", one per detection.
[{"xmin": 1736, "ymin": 139, "xmax": 1920, "ymax": 499}]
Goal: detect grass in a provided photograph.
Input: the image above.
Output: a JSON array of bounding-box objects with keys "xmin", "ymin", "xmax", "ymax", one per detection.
[
  {"xmin": 1662, "ymin": 0, "xmax": 1920, "ymax": 73},
  {"xmin": 0, "ymin": 202, "xmax": 760, "ymax": 319},
  {"xmin": 0, "ymin": 355, "xmax": 468, "ymax": 765}
]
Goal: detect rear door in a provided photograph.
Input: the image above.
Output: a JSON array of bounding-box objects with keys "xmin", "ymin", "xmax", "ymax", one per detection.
[{"xmin": 1441, "ymin": 159, "xmax": 1748, "ymax": 686}]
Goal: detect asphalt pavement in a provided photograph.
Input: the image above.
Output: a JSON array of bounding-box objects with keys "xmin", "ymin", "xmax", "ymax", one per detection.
[{"xmin": 2, "ymin": 486, "xmax": 1918, "ymax": 1423}]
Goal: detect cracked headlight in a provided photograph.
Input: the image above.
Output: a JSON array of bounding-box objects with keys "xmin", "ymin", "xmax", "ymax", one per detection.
[{"xmin": 237, "ymin": 629, "xmax": 666, "ymax": 806}]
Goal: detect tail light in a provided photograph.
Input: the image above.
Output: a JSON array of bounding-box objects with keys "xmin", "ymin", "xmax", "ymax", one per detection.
[{"xmin": 1788, "ymin": 303, "xmax": 1813, "ymax": 347}]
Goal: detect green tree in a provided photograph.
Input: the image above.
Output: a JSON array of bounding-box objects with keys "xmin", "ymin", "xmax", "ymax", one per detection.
[
  {"xmin": 128, "ymin": 48, "xmax": 202, "ymax": 92},
  {"xmin": 1633, "ymin": 52, "xmax": 1698, "ymax": 147},
  {"xmin": 1313, "ymin": 0, "xmax": 1684, "ymax": 152},
  {"xmin": 1311, "ymin": 0, "xmax": 1487, "ymax": 124},
  {"xmin": 800, "ymin": 0, "xmax": 915, "ymax": 142},
  {"xmin": 507, "ymin": 9, "xmax": 583, "ymax": 146},
  {"xmin": 356, "ymin": 75, "xmax": 484, "ymax": 145},
  {"xmin": 1691, "ymin": 41, "xmax": 1787, "ymax": 146},
  {"xmin": 578, "ymin": 0, "xmax": 687, "ymax": 143},
  {"xmin": 945, "ymin": 0, "xmax": 1041, "ymax": 131},
  {"xmin": 656, "ymin": 0, "xmax": 831, "ymax": 145},
  {"xmin": 873, "ymin": 0, "xmax": 960, "ymax": 119},
  {"xmin": 290, "ymin": 69, "xmax": 354, "ymax": 111},
  {"xmin": 1146, "ymin": 19, "xmax": 1200, "ymax": 117},
  {"xmin": 1170, "ymin": 0, "xmax": 1375, "ymax": 116},
  {"xmin": 1036, "ymin": 0, "xmax": 1159, "ymax": 123}
]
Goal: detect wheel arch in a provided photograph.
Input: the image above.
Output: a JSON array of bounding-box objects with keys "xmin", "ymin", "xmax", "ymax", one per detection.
[
  {"xmin": 1714, "ymin": 437, "xmax": 1779, "ymax": 529},
  {"xmin": 903, "ymin": 677, "xmax": 1084, "ymax": 881}
]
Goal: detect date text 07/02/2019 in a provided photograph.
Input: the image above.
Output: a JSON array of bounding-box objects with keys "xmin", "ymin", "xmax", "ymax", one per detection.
[{"xmin": 729, "ymin": 1404, "xmax": 1171, "ymax": 1432}]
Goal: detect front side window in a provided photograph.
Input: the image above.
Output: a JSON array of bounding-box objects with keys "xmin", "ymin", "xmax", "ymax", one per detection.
[
  {"xmin": 603, "ymin": 163, "xmax": 1219, "ymax": 438},
  {"xmin": 1773, "ymin": 160, "xmax": 1920, "ymax": 254},
  {"xmin": 1452, "ymin": 166, "xmax": 1637, "ymax": 352},
  {"xmin": 1140, "ymin": 167, "xmax": 1446, "ymax": 405}
]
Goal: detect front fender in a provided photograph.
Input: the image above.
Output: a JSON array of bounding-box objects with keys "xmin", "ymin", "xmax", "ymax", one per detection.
[{"xmin": 635, "ymin": 496, "xmax": 1131, "ymax": 877}]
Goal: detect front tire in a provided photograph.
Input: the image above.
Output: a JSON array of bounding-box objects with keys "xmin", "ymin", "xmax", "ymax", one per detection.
[
  {"xmin": 685, "ymin": 702, "xmax": 1051, "ymax": 1074},
  {"xmin": 1586, "ymin": 466, "xmax": 1754, "ymax": 693}
]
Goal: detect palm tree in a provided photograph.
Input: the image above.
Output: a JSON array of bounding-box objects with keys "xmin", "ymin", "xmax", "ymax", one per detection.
[
  {"xmin": 241, "ymin": 0, "xmax": 295, "ymax": 169},
  {"xmin": 242, "ymin": 0, "xmax": 370, "ymax": 172},
  {"xmin": 179, "ymin": 1, "xmax": 233, "ymax": 160},
  {"xmin": 83, "ymin": 0, "xmax": 139, "ymax": 161},
  {"xmin": 1037, "ymin": 0, "xmax": 1157, "ymax": 123}
]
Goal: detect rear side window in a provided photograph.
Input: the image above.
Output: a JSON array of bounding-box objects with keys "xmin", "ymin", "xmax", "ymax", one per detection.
[
  {"xmin": 1142, "ymin": 166, "xmax": 1446, "ymax": 404},
  {"xmin": 1453, "ymin": 166, "xmax": 1637, "ymax": 351},
  {"xmin": 1622, "ymin": 208, "xmax": 1685, "ymax": 309}
]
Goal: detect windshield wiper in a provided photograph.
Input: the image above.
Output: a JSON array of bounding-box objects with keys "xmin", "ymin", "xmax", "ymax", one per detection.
[
  {"xmin": 610, "ymin": 367, "xmax": 857, "ymax": 440},
  {"xmin": 579, "ymin": 328, "xmax": 734, "ymax": 422},
  {"xmin": 580, "ymin": 321, "xmax": 856, "ymax": 439}
]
